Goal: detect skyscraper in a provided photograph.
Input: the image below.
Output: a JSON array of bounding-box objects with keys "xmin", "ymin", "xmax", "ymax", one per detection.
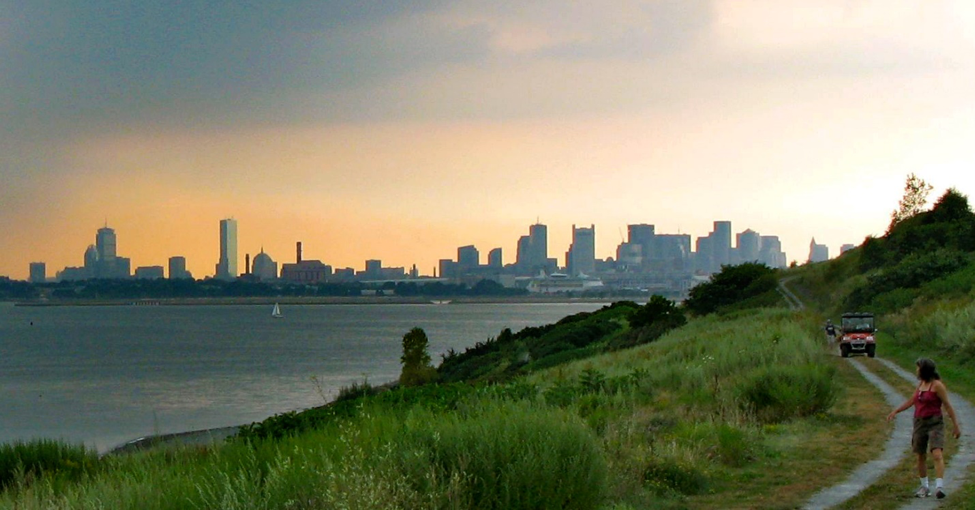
[
  {"xmin": 29, "ymin": 262, "xmax": 46, "ymax": 283},
  {"xmin": 528, "ymin": 223, "xmax": 548, "ymax": 269},
  {"xmin": 567, "ymin": 224, "xmax": 596, "ymax": 276},
  {"xmin": 96, "ymin": 227, "xmax": 117, "ymax": 262},
  {"xmin": 215, "ymin": 218, "xmax": 238, "ymax": 280},
  {"xmin": 457, "ymin": 245, "xmax": 479, "ymax": 269}
]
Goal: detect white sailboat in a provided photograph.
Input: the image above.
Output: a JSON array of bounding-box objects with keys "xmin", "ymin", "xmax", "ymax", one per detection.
[{"xmin": 271, "ymin": 303, "xmax": 283, "ymax": 319}]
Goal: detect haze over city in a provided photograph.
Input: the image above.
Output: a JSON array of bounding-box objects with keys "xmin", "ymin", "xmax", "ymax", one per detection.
[{"xmin": 3, "ymin": 1, "xmax": 975, "ymax": 280}]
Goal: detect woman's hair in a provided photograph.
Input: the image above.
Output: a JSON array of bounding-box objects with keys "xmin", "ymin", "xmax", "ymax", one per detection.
[{"xmin": 916, "ymin": 358, "xmax": 941, "ymax": 382}]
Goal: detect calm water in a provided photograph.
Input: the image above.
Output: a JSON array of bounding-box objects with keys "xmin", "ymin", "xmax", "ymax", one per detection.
[{"xmin": 0, "ymin": 301, "xmax": 600, "ymax": 452}]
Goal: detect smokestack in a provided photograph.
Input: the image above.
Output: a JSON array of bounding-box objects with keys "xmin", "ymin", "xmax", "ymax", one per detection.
[
  {"xmin": 297, "ymin": 242, "xmax": 302, "ymax": 264},
  {"xmin": 245, "ymin": 254, "xmax": 251, "ymax": 275}
]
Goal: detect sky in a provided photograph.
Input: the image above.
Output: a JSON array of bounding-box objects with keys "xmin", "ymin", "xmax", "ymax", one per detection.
[{"xmin": 2, "ymin": 1, "xmax": 975, "ymax": 280}]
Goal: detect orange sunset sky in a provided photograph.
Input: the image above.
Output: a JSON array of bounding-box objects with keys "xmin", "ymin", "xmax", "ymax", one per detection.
[{"xmin": 2, "ymin": 1, "xmax": 975, "ymax": 280}]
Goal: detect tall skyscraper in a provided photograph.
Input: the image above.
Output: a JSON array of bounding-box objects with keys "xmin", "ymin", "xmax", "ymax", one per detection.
[
  {"xmin": 528, "ymin": 223, "xmax": 548, "ymax": 269},
  {"xmin": 712, "ymin": 221, "xmax": 732, "ymax": 268},
  {"xmin": 215, "ymin": 218, "xmax": 238, "ymax": 280},
  {"xmin": 29, "ymin": 262, "xmax": 46, "ymax": 283},
  {"xmin": 96, "ymin": 226, "xmax": 117, "ymax": 262},
  {"xmin": 567, "ymin": 224, "xmax": 596, "ymax": 276},
  {"xmin": 736, "ymin": 229, "xmax": 761, "ymax": 263},
  {"xmin": 808, "ymin": 238, "xmax": 829, "ymax": 263}
]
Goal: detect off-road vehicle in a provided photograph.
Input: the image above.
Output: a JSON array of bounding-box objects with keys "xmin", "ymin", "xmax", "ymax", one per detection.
[{"xmin": 838, "ymin": 312, "xmax": 876, "ymax": 358}]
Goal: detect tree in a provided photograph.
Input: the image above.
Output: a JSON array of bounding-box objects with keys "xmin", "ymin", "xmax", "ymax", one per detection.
[
  {"xmin": 400, "ymin": 327, "xmax": 437, "ymax": 387},
  {"xmin": 888, "ymin": 173, "xmax": 933, "ymax": 233}
]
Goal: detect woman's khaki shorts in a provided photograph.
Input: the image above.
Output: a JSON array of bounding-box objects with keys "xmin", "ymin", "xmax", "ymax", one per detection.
[{"xmin": 913, "ymin": 415, "xmax": 945, "ymax": 454}]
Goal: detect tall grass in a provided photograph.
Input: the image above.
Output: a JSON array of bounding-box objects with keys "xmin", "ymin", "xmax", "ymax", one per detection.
[{"xmin": 1, "ymin": 400, "xmax": 606, "ymax": 510}]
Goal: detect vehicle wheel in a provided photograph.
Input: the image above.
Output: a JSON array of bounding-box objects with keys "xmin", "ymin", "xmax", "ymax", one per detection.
[
  {"xmin": 867, "ymin": 345, "xmax": 876, "ymax": 358},
  {"xmin": 840, "ymin": 344, "xmax": 850, "ymax": 358}
]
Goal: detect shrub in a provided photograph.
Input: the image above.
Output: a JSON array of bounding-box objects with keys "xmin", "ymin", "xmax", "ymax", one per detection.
[{"xmin": 737, "ymin": 364, "xmax": 838, "ymax": 423}]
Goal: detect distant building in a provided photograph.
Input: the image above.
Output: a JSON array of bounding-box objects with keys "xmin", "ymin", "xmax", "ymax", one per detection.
[
  {"xmin": 840, "ymin": 244, "xmax": 856, "ymax": 254},
  {"xmin": 135, "ymin": 266, "xmax": 165, "ymax": 279},
  {"xmin": 29, "ymin": 262, "xmax": 46, "ymax": 284},
  {"xmin": 515, "ymin": 222, "xmax": 550, "ymax": 275},
  {"xmin": 168, "ymin": 256, "xmax": 192, "ymax": 279},
  {"xmin": 215, "ymin": 218, "xmax": 238, "ymax": 280},
  {"xmin": 487, "ymin": 248, "xmax": 502, "ymax": 268},
  {"xmin": 251, "ymin": 249, "xmax": 278, "ymax": 281},
  {"xmin": 364, "ymin": 259, "xmax": 382, "ymax": 279},
  {"xmin": 566, "ymin": 224, "xmax": 596, "ymax": 276},
  {"xmin": 808, "ymin": 238, "xmax": 829, "ymax": 263},
  {"xmin": 759, "ymin": 236, "xmax": 788, "ymax": 268},
  {"xmin": 457, "ymin": 245, "xmax": 479, "ymax": 270},
  {"xmin": 736, "ymin": 229, "xmax": 762, "ymax": 264}
]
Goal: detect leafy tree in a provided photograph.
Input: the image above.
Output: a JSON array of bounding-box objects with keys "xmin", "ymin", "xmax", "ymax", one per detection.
[
  {"xmin": 629, "ymin": 295, "xmax": 685, "ymax": 330},
  {"xmin": 400, "ymin": 327, "xmax": 437, "ymax": 387},
  {"xmin": 683, "ymin": 263, "xmax": 777, "ymax": 316},
  {"xmin": 888, "ymin": 173, "xmax": 933, "ymax": 233}
]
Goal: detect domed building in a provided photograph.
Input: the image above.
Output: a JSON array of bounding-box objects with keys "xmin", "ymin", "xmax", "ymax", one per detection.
[{"xmin": 252, "ymin": 248, "xmax": 278, "ymax": 281}]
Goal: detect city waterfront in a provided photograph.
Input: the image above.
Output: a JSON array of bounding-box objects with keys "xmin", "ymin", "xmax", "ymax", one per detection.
[{"xmin": 0, "ymin": 301, "xmax": 602, "ymax": 452}]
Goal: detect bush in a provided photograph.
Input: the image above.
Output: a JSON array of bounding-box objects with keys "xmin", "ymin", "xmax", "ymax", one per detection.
[{"xmin": 737, "ymin": 364, "xmax": 838, "ymax": 423}]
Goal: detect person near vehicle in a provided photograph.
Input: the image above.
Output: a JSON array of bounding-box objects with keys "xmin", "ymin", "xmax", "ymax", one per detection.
[
  {"xmin": 886, "ymin": 358, "xmax": 962, "ymax": 499},
  {"xmin": 824, "ymin": 319, "xmax": 836, "ymax": 341}
]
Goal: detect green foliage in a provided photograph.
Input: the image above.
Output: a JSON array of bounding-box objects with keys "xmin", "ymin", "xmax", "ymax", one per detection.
[
  {"xmin": 0, "ymin": 440, "xmax": 97, "ymax": 490},
  {"xmin": 400, "ymin": 327, "xmax": 437, "ymax": 387},
  {"xmin": 736, "ymin": 364, "xmax": 838, "ymax": 423},
  {"xmin": 684, "ymin": 263, "xmax": 778, "ymax": 316},
  {"xmin": 643, "ymin": 457, "xmax": 709, "ymax": 496},
  {"xmin": 844, "ymin": 249, "xmax": 970, "ymax": 311}
]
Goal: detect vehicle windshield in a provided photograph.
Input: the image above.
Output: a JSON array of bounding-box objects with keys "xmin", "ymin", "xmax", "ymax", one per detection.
[{"xmin": 841, "ymin": 316, "xmax": 875, "ymax": 333}]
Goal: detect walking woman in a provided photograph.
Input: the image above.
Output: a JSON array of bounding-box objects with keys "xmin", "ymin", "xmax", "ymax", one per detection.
[{"xmin": 887, "ymin": 358, "xmax": 962, "ymax": 499}]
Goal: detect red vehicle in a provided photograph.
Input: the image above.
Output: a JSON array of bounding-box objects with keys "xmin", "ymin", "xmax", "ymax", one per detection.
[{"xmin": 839, "ymin": 312, "xmax": 876, "ymax": 358}]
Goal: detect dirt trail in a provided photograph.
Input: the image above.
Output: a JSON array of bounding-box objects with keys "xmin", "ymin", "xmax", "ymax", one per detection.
[
  {"xmin": 779, "ymin": 278, "xmax": 975, "ymax": 509},
  {"xmin": 802, "ymin": 359, "xmax": 913, "ymax": 509}
]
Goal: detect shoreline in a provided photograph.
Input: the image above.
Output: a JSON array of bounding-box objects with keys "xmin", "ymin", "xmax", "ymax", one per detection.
[{"xmin": 13, "ymin": 296, "xmax": 621, "ymax": 307}]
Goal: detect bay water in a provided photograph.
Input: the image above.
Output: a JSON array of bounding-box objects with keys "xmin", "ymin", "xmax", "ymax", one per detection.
[{"xmin": 0, "ymin": 301, "xmax": 601, "ymax": 452}]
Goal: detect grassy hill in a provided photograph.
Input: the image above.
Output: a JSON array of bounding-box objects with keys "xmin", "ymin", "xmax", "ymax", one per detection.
[{"xmin": 4, "ymin": 188, "xmax": 975, "ymax": 509}]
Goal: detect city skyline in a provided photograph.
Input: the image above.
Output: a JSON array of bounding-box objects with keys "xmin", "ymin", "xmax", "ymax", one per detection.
[
  {"xmin": 3, "ymin": 2, "xmax": 975, "ymax": 280},
  {"xmin": 33, "ymin": 216, "xmax": 794, "ymax": 283}
]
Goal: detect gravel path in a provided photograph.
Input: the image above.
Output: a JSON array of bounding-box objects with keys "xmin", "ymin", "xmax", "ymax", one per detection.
[
  {"xmin": 802, "ymin": 359, "xmax": 912, "ymax": 509},
  {"xmin": 875, "ymin": 357, "xmax": 975, "ymax": 510}
]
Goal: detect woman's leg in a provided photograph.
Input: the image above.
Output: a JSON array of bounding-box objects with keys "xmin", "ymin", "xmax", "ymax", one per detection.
[{"xmin": 932, "ymin": 448, "xmax": 944, "ymax": 479}]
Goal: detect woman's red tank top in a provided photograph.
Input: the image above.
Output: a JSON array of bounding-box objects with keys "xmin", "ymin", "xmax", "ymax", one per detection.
[{"xmin": 915, "ymin": 385, "xmax": 943, "ymax": 418}]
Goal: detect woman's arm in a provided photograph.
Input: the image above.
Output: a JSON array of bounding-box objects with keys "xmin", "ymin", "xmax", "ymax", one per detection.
[
  {"xmin": 935, "ymin": 381, "xmax": 962, "ymax": 439},
  {"xmin": 887, "ymin": 393, "xmax": 916, "ymax": 421}
]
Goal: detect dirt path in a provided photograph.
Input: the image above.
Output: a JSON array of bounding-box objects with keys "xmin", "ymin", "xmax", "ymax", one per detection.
[
  {"xmin": 779, "ymin": 278, "xmax": 974, "ymax": 508},
  {"xmin": 876, "ymin": 357, "xmax": 975, "ymax": 509},
  {"xmin": 802, "ymin": 359, "xmax": 913, "ymax": 509}
]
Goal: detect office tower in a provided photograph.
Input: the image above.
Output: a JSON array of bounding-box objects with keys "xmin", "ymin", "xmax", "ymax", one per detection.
[
  {"xmin": 169, "ymin": 256, "xmax": 190, "ymax": 279},
  {"xmin": 759, "ymin": 236, "xmax": 787, "ymax": 268},
  {"xmin": 712, "ymin": 221, "xmax": 732, "ymax": 268},
  {"xmin": 252, "ymin": 249, "xmax": 278, "ymax": 281},
  {"xmin": 487, "ymin": 248, "xmax": 503, "ymax": 268},
  {"xmin": 515, "ymin": 235, "xmax": 531, "ymax": 273},
  {"xmin": 808, "ymin": 238, "xmax": 829, "ymax": 263},
  {"xmin": 528, "ymin": 223, "xmax": 548, "ymax": 269},
  {"xmin": 840, "ymin": 244, "xmax": 856, "ymax": 254},
  {"xmin": 96, "ymin": 227, "xmax": 117, "ymax": 261},
  {"xmin": 457, "ymin": 245, "xmax": 479, "ymax": 269},
  {"xmin": 567, "ymin": 224, "xmax": 596, "ymax": 276},
  {"xmin": 736, "ymin": 229, "xmax": 762, "ymax": 263},
  {"xmin": 84, "ymin": 245, "xmax": 99, "ymax": 272},
  {"xmin": 365, "ymin": 259, "xmax": 382, "ymax": 278},
  {"xmin": 29, "ymin": 262, "xmax": 46, "ymax": 284},
  {"xmin": 215, "ymin": 218, "xmax": 238, "ymax": 280}
]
